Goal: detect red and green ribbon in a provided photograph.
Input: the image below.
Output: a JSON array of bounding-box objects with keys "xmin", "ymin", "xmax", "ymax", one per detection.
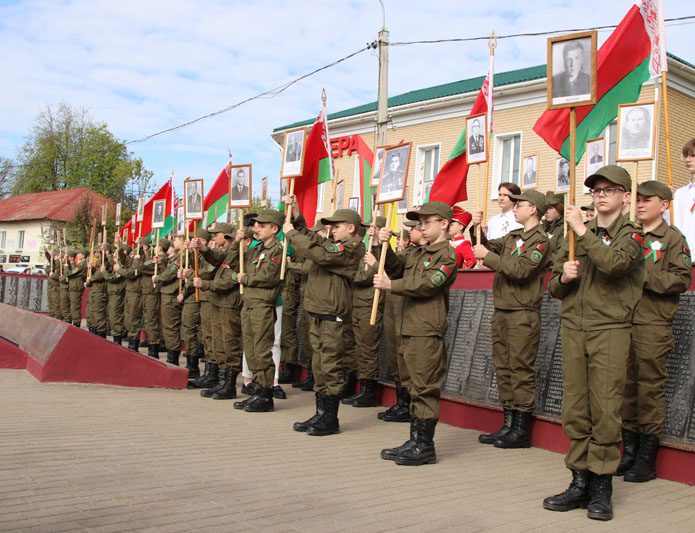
[
  {"xmin": 511, "ymin": 239, "xmax": 525, "ymax": 256},
  {"xmin": 644, "ymin": 240, "xmax": 663, "ymax": 263}
]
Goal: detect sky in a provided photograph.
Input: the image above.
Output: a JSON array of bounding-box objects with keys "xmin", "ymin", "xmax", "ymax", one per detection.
[{"xmin": 1, "ymin": 0, "xmax": 693, "ymax": 202}]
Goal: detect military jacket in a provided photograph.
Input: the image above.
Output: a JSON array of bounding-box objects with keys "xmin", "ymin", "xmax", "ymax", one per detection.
[
  {"xmin": 352, "ymin": 241, "xmax": 382, "ymax": 307},
  {"xmin": 66, "ymin": 260, "xmax": 86, "ymax": 292},
  {"xmin": 238, "ymin": 238, "xmax": 283, "ymax": 308},
  {"xmin": 104, "ymin": 251, "xmax": 127, "ymax": 295},
  {"xmin": 155, "ymin": 255, "xmax": 181, "ymax": 296},
  {"xmin": 134, "ymin": 249, "xmax": 158, "ymax": 295},
  {"xmin": 201, "ymin": 243, "xmax": 242, "ymax": 309},
  {"xmin": 544, "ymin": 217, "xmax": 565, "ymax": 259}
]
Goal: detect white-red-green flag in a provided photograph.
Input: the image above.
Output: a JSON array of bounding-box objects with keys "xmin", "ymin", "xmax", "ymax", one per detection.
[
  {"xmin": 534, "ymin": 1, "xmax": 666, "ymax": 163},
  {"xmin": 203, "ymin": 161, "xmax": 231, "ymax": 228},
  {"xmin": 141, "ymin": 179, "xmax": 175, "ymax": 239}
]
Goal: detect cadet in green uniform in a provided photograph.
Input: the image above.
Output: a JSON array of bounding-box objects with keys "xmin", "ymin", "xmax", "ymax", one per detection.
[
  {"xmin": 544, "ymin": 166, "xmax": 644, "ymax": 521},
  {"xmin": 59, "ymin": 251, "xmax": 71, "ymax": 322},
  {"xmin": 104, "ymin": 243, "xmax": 127, "ymax": 345},
  {"xmin": 185, "ymin": 229, "xmax": 213, "ymax": 384},
  {"xmin": 120, "ymin": 243, "xmax": 143, "ymax": 351},
  {"xmin": 278, "ymin": 252, "xmax": 301, "ymax": 384},
  {"xmin": 66, "ymin": 250, "xmax": 87, "ymax": 328},
  {"xmin": 544, "ymin": 192, "xmax": 565, "ymax": 259},
  {"xmin": 133, "ymin": 237, "xmax": 161, "ymax": 358},
  {"xmin": 232, "ymin": 210, "xmax": 284, "ymax": 412},
  {"xmin": 474, "ymin": 190, "xmax": 550, "ymax": 448},
  {"xmin": 44, "ymin": 246, "xmax": 61, "ymax": 319},
  {"xmin": 284, "ymin": 201, "xmax": 364, "ymax": 436},
  {"xmin": 617, "ymin": 181, "xmax": 691, "ymax": 482},
  {"xmin": 375, "ymin": 202, "xmax": 458, "ymax": 466},
  {"xmin": 85, "ymin": 249, "xmax": 109, "ymax": 337},
  {"xmin": 153, "ymin": 238, "xmax": 183, "ymax": 365}
]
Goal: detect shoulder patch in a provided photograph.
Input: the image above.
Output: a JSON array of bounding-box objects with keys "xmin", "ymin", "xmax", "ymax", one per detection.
[
  {"xmin": 430, "ymin": 270, "xmax": 447, "ymax": 286},
  {"xmin": 169, "ymin": 264, "xmax": 179, "ymax": 273},
  {"xmin": 632, "ymin": 233, "xmax": 644, "ymax": 246},
  {"xmin": 530, "ymin": 250, "xmax": 543, "ymax": 264},
  {"xmin": 683, "ymin": 254, "xmax": 692, "ymax": 268},
  {"xmin": 325, "ymin": 242, "xmax": 344, "ymax": 253}
]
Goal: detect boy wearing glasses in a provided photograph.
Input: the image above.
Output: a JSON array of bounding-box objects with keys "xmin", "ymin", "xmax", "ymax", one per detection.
[
  {"xmin": 544, "ymin": 166, "xmax": 644, "ymax": 521},
  {"xmin": 473, "ymin": 189, "xmax": 550, "ymax": 448},
  {"xmin": 373, "ymin": 202, "xmax": 458, "ymax": 466}
]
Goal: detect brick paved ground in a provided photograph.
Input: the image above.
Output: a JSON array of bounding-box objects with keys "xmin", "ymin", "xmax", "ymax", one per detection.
[{"xmin": 1, "ymin": 369, "xmax": 693, "ymax": 532}]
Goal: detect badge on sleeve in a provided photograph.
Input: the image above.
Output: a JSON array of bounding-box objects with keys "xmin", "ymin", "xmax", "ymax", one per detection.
[{"xmin": 325, "ymin": 242, "xmax": 344, "ymax": 253}]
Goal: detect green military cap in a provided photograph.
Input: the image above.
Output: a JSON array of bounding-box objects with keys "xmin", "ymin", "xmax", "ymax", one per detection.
[
  {"xmin": 243, "ymin": 212, "xmax": 259, "ymax": 227},
  {"xmin": 547, "ymin": 193, "xmax": 565, "ymax": 206},
  {"xmin": 157, "ymin": 238, "xmax": 171, "ymax": 251},
  {"xmin": 208, "ymin": 222, "xmax": 235, "ymax": 239},
  {"xmin": 400, "ymin": 229, "xmax": 411, "ymax": 240},
  {"xmin": 198, "ymin": 228, "xmax": 212, "ymax": 241},
  {"xmin": 580, "ymin": 203, "xmax": 595, "ymax": 212},
  {"xmin": 252, "ymin": 209, "xmax": 284, "ymax": 227},
  {"xmin": 361, "ymin": 216, "xmax": 387, "ymax": 228},
  {"xmin": 321, "ymin": 208, "xmax": 362, "ymax": 227},
  {"xmin": 406, "ymin": 201, "xmax": 453, "ymax": 221},
  {"xmin": 121, "ymin": 243, "xmax": 133, "ymax": 253},
  {"xmin": 103, "ymin": 243, "xmax": 114, "ymax": 253},
  {"xmin": 310, "ymin": 220, "xmax": 326, "ymax": 232},
  {"xmin": 139, "ymin": 237, "xmax": 152, "ymax": 246},
  {"xmin": 403, "ymin": 219, "xmax": 418, "ymax": 228},
  {"xmin": 585, "ymin": 165, "xmax": 633, "ymax": 191},
  {"xmin": 509, "ymin": 190, "xmax": 548, "ymax": 215},
  {"xmin": 637, "ymin": 181, "xmax": 673, "ymax": 201}
]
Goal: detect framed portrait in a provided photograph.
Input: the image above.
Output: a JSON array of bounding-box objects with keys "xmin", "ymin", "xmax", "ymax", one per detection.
[
  {"xmin": 151, "ymin": 199, "xmax": 166, "ymax": 229},
  {"xmin": 184, "ymin": 178, "xmax": 204, "ymax": 220},
  {"xmin": 370, "ymin": 146, "xmax": 387, "ymax": 187},
  {"xmin": 466, "ymin": 112, "xmax": 488, "ymax": 164},
  {"xmin": 348, "ymin": 196, "xmax": 359, "ymax": 212},
  {"xmin": 130, "ymin": 213, "xmax": 136, "ymax": 229},
  {"xmin": 547, "ymin": 30, "xmax": 597, "ymax": 109},
  {"xmin": 122, "ymin": 228, "xmax": 129, "ymax": 244},
  {"xmin": 522, "ymin": 154, "xmax": 538, "ymax": 189},
  {"xmin": 376, "ymin": 143, "xmax": 411, "ymax": 204},
  {"xmin": 556, "ymin": 157, "xmax": 570, "ymax": 193},
  {"xmin": 137, "ymin": 196, "xmax": 145, "ymax": 221},
  {"xmin": 336, "ymin": 180, "xmax": 344, "ymax": 209},
  {"xmin": 397, "ymin": 187, "xmax": 408, "ymax": 213},
  {"xmin": 115, "ymin": 202, "xmax": 122, "ymax": 226},
  {"xmin": 229, "ymin": 165, "xmax": 252, "ymax": 208},
  {"xmin": 616, "ymin": 102, "xmax": 656, "ymax": 162},
  {"xmin": 176, "ymin": 206, "xmax": 185, "ymax": 236},
  {"xmin": 585, "ymin": 137, "xmax": 606, "ymax": 178},
  {"xmin": 280, "ymin": 176, "xmax": 288, "ymax": 200},
  {"xmin": 99, "ymin": 204, "xmax": 107, "ymax": 226},
  {"xmin": 281, "ymin": 127, "xmax": 307, "ymax": 178},
  {"xmin": 261, "ymin": 176, "xmax": 269, "ymax": 207}
]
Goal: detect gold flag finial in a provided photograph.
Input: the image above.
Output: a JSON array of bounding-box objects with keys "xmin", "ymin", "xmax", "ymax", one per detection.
[
  {"xmin": 321, "ymin": 88, "xmax": 327, "ymax": 104},
  {"xmin": 489, "ymin": 30, "xmax": 497, "ymax": 53}
]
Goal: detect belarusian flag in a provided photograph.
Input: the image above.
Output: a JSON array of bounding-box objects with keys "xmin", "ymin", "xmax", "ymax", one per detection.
[
  {"xmin": 120, "ymin": 216, "xmax": 133, "ymax": 245},
  {"xmin": 141, "ymin": 179, "xmax": 175, "ymax": 239},
  {"xmin": 353, "ymin": 134, "xmax": 374, "ymax": 222},
  {"xmin": 294, "ymin": 107, "xmax": 333, "ymax": 228},
  {"xmin": 533, "ymin": 1, "xmax": 665, "ymax": 163},
  {"xmin": 203, "ymin": 162, "xmax": 231, "ymax": 228},
  {"xmin": 429, "ymin": 63, "xmax": 493, "ymax": 205}
]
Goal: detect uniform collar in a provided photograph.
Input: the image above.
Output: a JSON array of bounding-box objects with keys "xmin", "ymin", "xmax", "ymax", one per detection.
[
  {"xmin": 644, "ymin": 219, "xmax": 668, "ymax": 238},
  {"xmin": 515, "ymin": 222, "xmax": 544, "ymax": 240},
  {"xmin": 588, "ymin": 212, "xmax": 627, "ymax": 239},
  {"xmin": 423, "ymin": 240, "xmax": 451, "ymax": 253}
]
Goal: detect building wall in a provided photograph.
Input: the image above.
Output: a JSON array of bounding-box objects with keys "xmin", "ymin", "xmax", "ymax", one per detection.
[{"xmin": 0, "ymin": 221, "xmax": 50, "ymax": 270}]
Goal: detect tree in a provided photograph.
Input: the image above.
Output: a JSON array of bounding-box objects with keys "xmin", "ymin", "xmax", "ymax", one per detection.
[{"xmin": 0, "ymin": 157, "xmax": 13, "ymax": 199}]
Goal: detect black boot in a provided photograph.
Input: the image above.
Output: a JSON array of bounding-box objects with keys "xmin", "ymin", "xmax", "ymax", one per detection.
[
  {"xmin": 212, "ymin": 370, "xmax": 238, "ymax": 400},
  {"xmin": 97, "ymin": 330, "xmax": 107, "ymax": 338},
  {"xmin": 543, "ymin": 470, "xmax": 591, "ymax": 512},
  {"xmin": 128, "ymin": 338, "xmax": 140, "ymax": 352},
  {"xmin": 159, "ymin": 343, "xmax": 167, "ymax": 354},
  {"xmin": 616, "ymin": 428, "xmax": 640, "ymax": 475},
  {"xmin": 113, "ymin": 335, "xmax": 124, "ymax": 345},
  {"xmin": 147, "ymin": 344, "xmax": 159, "ymax": 359},
  {"xmin": 278, "ymin": 363, "xmax": 296, "ymax": 384},
  {"xmin": 306, "ymin": 394, "xmax": 340, "ymax": 436},
  {"xmin": 381, "ymin": 419, "xmax": 418, "ymax": 461},
  {"xmin": 378, "ymin": 387, "xmax": 411, "ymax": 422},
  {"xmin": 200, "ymin": 366, "xmax": 224, "ymax": 397},
  {"xmin": 624, "ymin": 433, "xmax": 659, "ymax": 483},
  {"xmin": 479, "ymin": 409, "xmax": 515, "ymax": 444},
  {"xmin": 243, "ymin": 386, "xmax": 275, "ymax": 412},
  {"xmin": 587, "ymin": 474, "xmax": 613, "ymax": 521},
  {"xmin": 188, "ymin": 362, "xmax": 218, "ymax": 389},
  {"xmin": 272, "ymin": 385, "xmax": 287, "ymax": 399},
  {"xmin": 351, "ymin": 379, "xmax": 378, "ymax": 408},
  {"xmin": 394, "ymin": 418, "xmax": 437, "ymax": 466},
  {"xmin": 185, "ymin": 355, "xmax": 200, "ymax": 380},
  {"xmin": 340, "ymin": 370, "xmax": 357, "ymax": 399},
  {"xmin": 293, "ymin": 394, "xmax": 323, "ymax": 432},
  {"xmin": 166, "ymin": 350, "xmax": 180, "ymax": 366},
  {"xmin": 341, "ymin": 379, "xmax": 364, "ymax": 405},
  {"xmin": 494, "ymin": 411, "xmax": 532, "ymax": 448}
]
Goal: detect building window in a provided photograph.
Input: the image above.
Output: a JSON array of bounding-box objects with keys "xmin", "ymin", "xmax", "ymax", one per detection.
[
  {"xmin": 0, "ymin": 231, "xmax": 5, "ymax": 249},
  {"xmin": 413, "ymin": 144, "xmax": 440, "ymax": 206},
  {"xmin": 492, "ymin": 133, "xmax": 522, "ymax": 197},
  {"xmin": 607, "ymin": 121, "xmax": 618, "ymax": 165},
  {"xmin": 316, "ymin": 182, "xmax": 325, "ymax": 213},
  {"xmin": 17, "ymin": 230, "xmax": 25, "ymax": 250}
]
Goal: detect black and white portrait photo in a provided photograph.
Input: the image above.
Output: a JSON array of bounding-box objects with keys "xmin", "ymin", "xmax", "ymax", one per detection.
[
  {"xmin": 137, "ymin": 196, "xmax": 145, "ymax": 221},
  {"xmin": 371, "ymin": 147, "xmax": 385, "ymax": 187},
  {"xmin": 522, "ymin": 155, "xmax": 538, "ymax": 189},
  {"xmin": 586, "ymin": 138, "xmax": 606, "ymax": 179},
  {"xmin": 548, "ymin": 31, "xmax": 596, "ymax": 109},
  {"xmin": 261, "ymin": 176, "xmax": 268, "ymax": 207},
  {"xmin": 281, "ymin": 128, "xmax": 306, "ymax": 178},
  {"xmin": 176, "ymin": 206, "xmax": 185, "ymax": 236},
  {"xmin": 152, "ymin": 200, "xmax": 166, "ymax": 229},
  {"xmin": 230, "ymin": 165, "xmax": 252, "ymax": 208},
  {"xmin": 556, "ymin": 158, "xmax": 570, "ymax": 192},
  {"xmin": 184, "ymin": 179, "xmax": 204, "ymax": 220},
  {"xmin": 617, "ymin": 103, "xmax": 656, "ymax": 161},
  {"xmin": 376, "ymin": 143, "xmax": 411, "ymax": 204},
  {"xmin": 115, "ymin": 202, "xmax": 122, "ymax": 226},
  {"xmin": 466, "ymin": 113, "xmax": 488, "ymax": 164},
  {"xmin": 348, "ymin": 196, "xmax": 359, "ymax": 212}
]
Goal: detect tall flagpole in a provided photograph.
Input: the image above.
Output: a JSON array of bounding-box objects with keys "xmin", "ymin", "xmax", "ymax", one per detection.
[
  {"xmin": 481, "ymin": 31, "xmax": 496, "ymax": 242},
  {"xmin": 376, "ymin": 7, "xmax": 389, "ymax": 218}
]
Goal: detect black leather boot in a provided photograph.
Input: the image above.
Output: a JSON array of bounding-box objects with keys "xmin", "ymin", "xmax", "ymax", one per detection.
[
  {"xmin": 158, "ymin": 343, "xmax": 167, "ymax": 354},
  {"xmin": 140, "ymin": 339, "xmax": 149, "ymax": 348},
  {"xmin": 494, "ymin": 411, "xmax": 532, "ymax": 448},
  {"xmin": 200, "ymin": 367, "xmax": 225, "ymax": 397},
  {"xmin": 616, "ymin": 428, "xmax": 640, "ymax": 475},
  {"xmin": 587, "ymin": 474, "xmax": 613, "ymax": 521},
  {"xmin": 351, "ymin": 379, "xmax": 378, "ymax": 408},
  {"xmin": 378, "ymin": 387, "xmax": 411, "ymax": 422},
  {"xmin": 340, "ymin": 370, "xmax": 357, "ymax": 399},
  {"xmin": 147, "ymin": 344, "xmax": 159, "ymax": 359},
  {"xmin": 278, "ymin": 363, "xmax": 296, "ymax": 384},
  {"xmin": 479, "ymin": 409, "xmax": 515, "ymax": 444},
  {"xmin": 97, "ymin": 330, "xmax": 107, "ymax": 338},
  {"xmin": 166, "ymin": 350, "xmax": 180, "ymax": 366},
  {"xmin": 624, "ymin": 433, "xmax": 659, "ymax": 483},
  {"xmin": 293, "ymin": 394, "xmax": 323, "ymax": 432},
  {"xmin": 298, "ymin": 369, "xmax": 315, "ymax": 391},
  {"xmin": 543, "ymin": 470, "xmax": 591, "ymax": 511},
  {"xmin": 243, "ymin": 386, "xmax": 275, "ymax": 412},
  {"xmin": 188, "ymin": 362, "xmax": 218, "ymax": 389},
  {"xmin": 395, "ymin": 418, "xmax": 437, "ymax": 466},
  {"xmin": 307, "ymin": 394, "xmax": 340, "ymax": 436},
  {"xmin": 128, "ymin": 338, "xmax": 140, "ymax": 352},
  {"xmin": 381, "ymin": 419, "xmax": 418, "ymax": 461},
  {"xmin": 113, "ymin": 335, "xmax": 124, "ymax": 345},
  {"xmin": 341, "ymin": 379, "xmax": 365, "ymax": 405},
  {"xmin": 272, "ymin": 385, "xmax": 287, "ymax": 399},
  {"xmin": 212, "ymin": 370, "xmax": 238, "ymax": 400},
  {"xmin": 185, "ymin": 355, "xmax": 200, "ymax": 380}
]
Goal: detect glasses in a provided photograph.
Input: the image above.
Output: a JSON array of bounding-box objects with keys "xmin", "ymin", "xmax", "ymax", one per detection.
[
  {"xmin": 416, "ymin": 218, "xmax": 443, "ymax": 228},
  {"xmin": 590, "ymin": 186, "xmax": 624, "ymax": 197}
]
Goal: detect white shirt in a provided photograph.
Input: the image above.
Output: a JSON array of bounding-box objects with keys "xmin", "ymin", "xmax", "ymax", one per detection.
[
  {"xmin": 673, "ymin": 181, "xmax": 695, "ymax": 259},
  {"xmin": 486, "ymin": 210, "xmax": 522, "ymax": 240}
]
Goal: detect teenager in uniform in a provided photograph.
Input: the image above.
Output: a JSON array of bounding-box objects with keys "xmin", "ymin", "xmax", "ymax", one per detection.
[
  {"xmin": 544, "ymin": 166, "xmax": 644, "ymax": 521},
  {"xmin": 85, "ymin": 249, "xmax": 109, "ymax": 337},
  {"xmin": 153, "ymin": 238, "xmax": 183, "ymax": 366},
  {"xmin": 59, "ymin": 251, "xmax": 72, "ymax": 323},
  {"xmin": 104, "ymin": 242, "xmax": 127, "ymax": 345},
  {"xmin": 473, "ymin": 189, "xmax": 550, "ymax": 448},
  {"xmin": 283, "ymin": 198, "xmax": 364, "ymax": 436},
  {"xmin": 278, "ymin": 249, "xmax": 301, "ymax": 384},
  {"xmin": 133, "ymin": 237, "xmax": 161, "ymax": 358},
  {"xmin": 374, "ymin": 201, "xmax": 458, "ymax": 465},
  {"xmin": 120, "ymin": 242, "xmax": 143, "ymax": 351},
  {"xmin": 44, "ymin": 246, "xmax": 62, "ymax": 319},
  {"xmin": 544, "ymin": 193, "xmax": 565, "ymax": 258},
  {"xmin": 617, "ymin": 181, "xmax": 691, "ymax": 482},
  {"xmin": 66, "ymin": 249, "xmax": 87, "ymax": 328},
  {"xmin": 449, "ymin": 208, "xmax": 476, "ymax": 269}
]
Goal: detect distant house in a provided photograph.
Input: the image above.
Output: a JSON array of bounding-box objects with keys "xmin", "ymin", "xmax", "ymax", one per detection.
[{"xmin": 0, "ymin": 188, "xmax": 114, "ymax": 269}]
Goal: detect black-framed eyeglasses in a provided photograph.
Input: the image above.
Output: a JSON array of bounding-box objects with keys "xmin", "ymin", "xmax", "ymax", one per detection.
[{"xmin": 589, "ymin": 186, "xmax": 624, "ymax": 197}]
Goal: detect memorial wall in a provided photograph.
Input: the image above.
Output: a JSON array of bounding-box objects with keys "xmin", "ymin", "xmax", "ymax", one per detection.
[{"xmin": 0, "ymin": 274, "xmax": 47, "ymax": 313}]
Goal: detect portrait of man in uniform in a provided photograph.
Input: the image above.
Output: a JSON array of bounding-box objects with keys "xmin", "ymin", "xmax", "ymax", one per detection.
[
  {"xmin": 548, "ymin": 31, "xmax": 596, "ymax": 108},
  {"xmin": 466, "ymin": 113, "xmax": 488, "ymax": 164},
  {"xmin": 230, "ymin": 165, "xmax": 252, "ymax": 208},
  {"xmin": 152, "ymin": 200, "xmax": 166, "ymax": 229},
  {"xmin": 617, "ymin": 103, "xmax": 655, "ymax": 161},
  {"xmin": 184, "ymin": 179, "xmax": 204, "ymax": 220},
  {"xmin": 376, "ymin": 143, "xmax": 411, "ymax": 204},
  {"xmin": 281, "ymin": 128, "xmax": 306, "ymax": 178},
  {"xmin": 523, "ymin": 155, "xmax": 538, "ymax": 189},
  {"xmin": 176, "ymin": 206, "xmax": 185, "ymax": 236},
  {"xmin": 556, "ymin": 158, "xmax": 570, "ymax": 192},
  {"xmin": 586, "ymin": 138, "xmax": 606, "ymax": 180}
]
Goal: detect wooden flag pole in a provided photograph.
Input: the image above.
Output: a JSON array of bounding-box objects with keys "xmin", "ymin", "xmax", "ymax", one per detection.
[
  {"xmin": 482, "ymin": 159, "xmax": 491, "ymax": 232},
  {"xmin": 193, "ymin": 225, "xmax": 199, "ymax": 302},
  {"xmin": 630, "ymin": 160, "xmax": 639, "ymax": 222},
  {"xmin": 135, "ymin": 221, "xmax": 141, "ymax": 276},
  {"xmin": 101, "ymin": 224, "xmax": 107, "ymax": 269},
  {"xmin": 365, "ymin": 208, "xmax": 377, "ymax": 271},
  {"xmin": 568, "ymin": 108, "xmax": 577, "ymax": 261},
  {"xmin": 661, "ymin": 72, "xmax": 675, "ymax": 224},
  {"xmin": 153, "ymin": 228, "xmax": 160, "ymax": 287},
  {"xmin": 238, "ymin": 209, "xmax": 245, "ymax": 295},
  {"xmin": 370, "ymin": 202, "xmax": 392, "ymax": 326},
  {"xmin": 475, "ymin": 164, "xmax": 483, "ymax": 243},
  {"xmin": 280, "ymin": 178, "xmax": 295, "ymax": 280}
]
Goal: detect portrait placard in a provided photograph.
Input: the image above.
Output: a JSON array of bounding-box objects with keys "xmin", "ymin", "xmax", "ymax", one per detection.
[
  {"xmin": 279, "ymin": 176, "xmax": 288, "ymax": 202},
  {"xmin": 122, "ymin": 228, "xmax": 129, "ymax": 244},
  {"xmin": 184, "ymin": 179, "xmax": 204, "ymax": 220},
  {"xmin": 397, "ymin": 187, "xmax": 408, "ymax": 213},
  {"xmin": 547, "ymin": 31, "xmax": 597, "ymax": 109},
  {"xmin": 151, "ymin": 200, "xmax": 166, "ymax": 229},
  {"xmin": 371, "ymin": 146, "xmax": 387, "ymax": 187},
  {"xmin": 176, "ymin": 206, "xmax": 185, "ymax": 236},
  {"xmin": 281, "ymin": 127, "xmax": 307, "ymax": 178},
  {"xmin": 348, "ymin": 196, "xmax": 359, "ymax": 212},
  {"xmin": 101, "ymin": 204, "xmax": 107, "ymax": 226},
  {"xmin": 137, "ymin": 196, "xmax": 145, "ymax": 220},
  {"xmin": 376, "ymin": 142, "xmax": 412, "ymax": 205},
  {"xmin": 616, "ymin": 102, "xmax": 656, "ymax": 162},
  {"xmin": 466, "ymin": 112, "xmax": 488, "ymax": 164},
  {"xmin": 260, "ymin": 176, "xmax": 268, "ymax": 207},
  {"xmin": 115, "ymin": 202, "xmax": 122, "ymax": 226},
  {"xmin": 556, "ymin": 157, "xmax": 570, "ymax": 192},
  {"xmin": 229, "ymin": 165, "xmax": 252, "ymax": 208},
  {"xmin": 522, "ymin": 154, "xmax": 538, "ymax": 189},
  {"xmin": 585, "ymin": 137, "xmax": 606, "ymax": 178},
  {"xmin": 336, "ymin": 180, "xmax": 344, "ymax": 209}
]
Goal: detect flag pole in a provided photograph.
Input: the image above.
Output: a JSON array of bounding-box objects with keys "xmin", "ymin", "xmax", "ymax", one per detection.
[
  {"xmin": 280, "ymin": 178, "xmax": 295, "ymax": 280},
  {"xmin": 630, "ymin": 160, "xmax": 639, "ymax": 222},
  {"xmin": 568, "ymin": 107, "xmax": 577, "ymax": 261},
  {"xmin": 370, "ymin": 202, "xmax": 392, "ymax": 326},
  {"xmin": 153, "ymin": 228, "xmax": 160, "ymax": 287},
  {"xmin": 661, "ymin": 72, "xmax": 674, "ymax": 223},
  {"xmin": 482, "ymin": 31, "xmax": 496, "ymax": 235},
  {"xmin": 193, "ymin": 225, "xmax": 199, "ymax": 302},
  {"xmin": 238, "ymin": 208, "xmax": 245, "ymax": 295},
  {"xmin": 476, "ymin": 164, "xmax": 483, "ymax": 243}
]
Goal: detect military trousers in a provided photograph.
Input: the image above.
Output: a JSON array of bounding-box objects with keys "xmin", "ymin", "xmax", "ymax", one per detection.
[
  {"xmin": 383, "ymin": 292, "xmax": 400, "ymax": 381},
  {"xmin": 561, "ymin": 326, "xmax": 630, "ymax": 475},
  {"xmin": 298, "ymin": 300, "xmax": 313, "ymax": 368},
  {"xmin": 402, "ymin": 335, "xmax": 447, "ymax": 420},
  {"xmin": 124, "ymin": 290, "xmax": 143, "ymax": 340},
  {"xmin": 48, "ymin": 282, "xmax": 61, "ymax": 319},
  {"xmin": 308, "ymin": 315, "xmax": 345, "ymax": 396},
  {"xmin": 491, "ymin": 308, "xmax": 540, "ymax": 413},
  {"xmin": 621, "ymin": 324, "xmax": 673, "ymax": 436},
  {"xmin": 241, "ymin": 305, "xmax": 277, "ymax": 388},
  {"xmin": 280, "ymin": 270, "xmax": 300, "ymax": 364},
  {"xmin": 181, "ymin": 299, "xmax": 200, "ymax": 355},
  {"xmin": 59, "ymin": 287, "xmax": 70, "ymax": 323},
  {"xmin": 88, "ymin": 290, "xmax": 109, "ymax": 333},
  {"xmin": 68, "ymin": 290, "xmax": 83, "ymax": 326},
  {"xmin": 341, "ymin": 318, "xmax": 358, "ymax": 373},
  {"xmin": 141, "ymin": 292, "xmax": 161, "ymax": 344},
  {"xmin": 211, "ymin": 304, "xmax": 242, "ymax": 371},
  {"xmin": 352, "ymin": 305, "xmax": 382, "ymax": 380},
  {"xmin": 160, "ymin": 293, "xmax": 182, "ymax": 351},
  {"xmin": 199, "ymin": 300, "xmax": 213, "ymax": 358},
  {"xmin": 107, "ymin": 291, "xmax": 126, "ymax": 338}
]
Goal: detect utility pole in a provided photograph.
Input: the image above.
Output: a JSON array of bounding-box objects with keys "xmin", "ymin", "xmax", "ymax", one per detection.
[{"xmin": 375, "ymin": 1, "xmax": 389, "ymax": 149}]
